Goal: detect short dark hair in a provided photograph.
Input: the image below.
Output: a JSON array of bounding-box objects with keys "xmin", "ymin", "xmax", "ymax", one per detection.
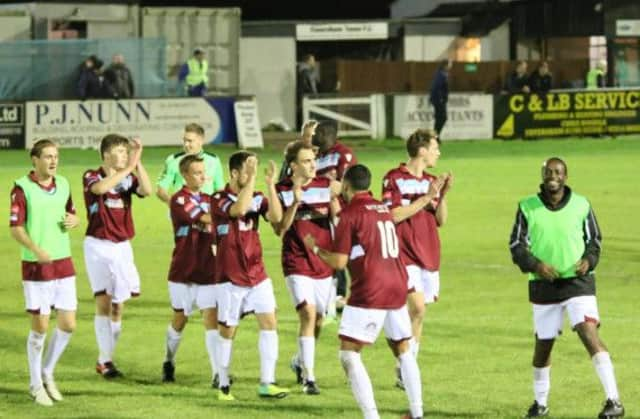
[
  {"xmin": 543, "ymin": 157, "xmax": 568, "ymax": 175},
  {"xmin": 406, "ymin": 129, "xmax": 437, "ymax": 157},
  {"xmin": 30, "ymin": 139, "xmax": 57, "ymax": 158},
  {"xmin": 229, "ymin": 150, "xmax": 256, "ymax": 173},
  {"xmin": 285, "ymin": 140, "xmax": 314, "ymax": 165},
  {"xmin": 100, "ymin": 134, "xmax": 129, "ymax": 159},
  {"xmin": 343, "ymin": 164, "xmax": 371, "ymax": 191},
  {"xmin": 314, "ymin": 121, "xmax": 337, "ymax": 143},
  {"xmin": 184, "ymin": 123, "xmax": 205, "ymax": 137},
  {"xmin": 179, "ymin": 154, "xmax": 204, "ymax": 175}
]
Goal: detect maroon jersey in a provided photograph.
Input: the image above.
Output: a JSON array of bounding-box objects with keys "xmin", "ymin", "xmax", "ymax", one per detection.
[
  {"xmin": 382, "ymin": 164, "xmax": 441, "ymax": 270},
  {"xmin": 315, "ymin": 142, "xmax": 357, "ymax": 181},
  {"xmin": 10, "ymin": 172, "xmax": 75, "ymax": 281},
  {"xmin": 168, "ymin": 187, "xmax": 215, "ymax": 285},
  {"xmin": 276, "ymin": 176, "xmax": 333, "ymax": 279},
  {"xmin": 332, "ymin": 193, "xmax": 408, "ymax": 309},
  {"xmin": 211, "ymin": 185, "xmax": 269, "ymax": 287},
  {"xmin": 83, "ymin": 168, "xmax": 141, "ymax": 242}
]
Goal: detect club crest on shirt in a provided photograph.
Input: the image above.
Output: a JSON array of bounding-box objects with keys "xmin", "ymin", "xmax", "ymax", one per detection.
[{"xmin": 176, "ymin": 196, "xmax": 185, "ymax": 205}]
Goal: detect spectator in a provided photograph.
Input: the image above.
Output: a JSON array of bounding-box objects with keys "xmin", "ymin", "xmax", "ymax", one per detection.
[
  {"xmin": 429, "ymin": 60, "xmax": 452, "ymax": 140},
  {"xmin": 178, "ymin": 47, "xmax": 209, "ymax": 97},
  {"xmin": 529, "ymin": 61, "xmax": 553, "ymax": 95},
  {"xmin": 296, "ymin": 54, "xmax": 319, "ymax": 126},
  {"xmin": 586, "ymin": 59, "xmax": 607, "ymax": 89},
  {"xmin": 77, "ymin": 56, "xmax": 109, "ymax": 100},
  {"xmin": 104, "ymin": 54, "xmax": 135, "ymax": 99},
  {"xmin": 505, "ymin": 60, "xmax": 531, "ymax": 94}
]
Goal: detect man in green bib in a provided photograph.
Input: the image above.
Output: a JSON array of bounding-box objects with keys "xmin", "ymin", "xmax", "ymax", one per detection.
[
  {"xmin": 156, "ymin": 123, "xmax": 224, "ymax": 204},
  {"xmin": 9, "ymin": 139, "xmax": 79, "ymax": 406},
  {"xmin": 510, "ymin": 157, "xmax": 624, "ymax": 419}
]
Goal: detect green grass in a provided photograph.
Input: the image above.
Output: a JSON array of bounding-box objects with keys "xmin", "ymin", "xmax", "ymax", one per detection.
[{"xmin": 1, "ymin": 138, "xmax": 639, "ymax": 418}]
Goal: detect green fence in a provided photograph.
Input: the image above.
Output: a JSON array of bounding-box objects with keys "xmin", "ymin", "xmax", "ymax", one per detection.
[{"xmin": 0, "ymin": 38, "xmax": 167, "ymax": 100}]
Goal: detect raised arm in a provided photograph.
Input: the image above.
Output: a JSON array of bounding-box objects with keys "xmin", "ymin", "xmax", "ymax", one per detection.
[
  {"xmin": 264, "ymin": 160, "xmax": 283, "ymax": 224},
  {"xmin": 89, "ymin": 138, "xmax": 142, "ymax": 195},
  {"xmin": 228, "ymin": 156, "xmax": 257, "ymax": 218},
  {"xmin": 130, "ymin": 139, "xmax": 152, "ymax": 197},
  {"xmin": 272, "ymin": 181, "xmax": 301, "ymax": 237},
  {"xmin": 390, "ymin": 175, "xmax": 445, "ymax": 224}
]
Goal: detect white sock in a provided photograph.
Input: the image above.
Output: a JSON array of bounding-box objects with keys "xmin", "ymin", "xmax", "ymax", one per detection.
[
  {"xmin": 205, "ymin": 329, "xmax": 219, "ymax": 378},
  {"xmin": 42, "ymin": 329, "xmax": 72, "ymax": 381},
  {"xmin": 217, "ymin": 337, "xmax": 233, "ymax": 388},
  {"xmin": 339, "ymin": 350, "xmax": 379, "ymax": 419},
  {"xmin": 259, "ymin": 330, "xmax": 278, "ymax": 385},
  {"xmin": 413, "ymin": 340, "xmax": 420, "ymax": 359},
  {"xmin": 399, "ymin": 351, "xmax": 423, "ymax": 418},
  {"xmin": 94, "ymin": 315, "xmax": 113, "ymax": 364},
  {"xmin": 299, "ymin": 336, "xmax": 316, "ymax": 382},
  {"xmin": 111, "ymin": 321, "xmax": 122, "ymax": 355},
  {"xmin": 165, "ymin": 325, "xmax": 182, "ymax": 364},
  {"xmin": 533, "ymin": 366, "xmax": 550, "ymax": 406},
  {"xmin": 327, "ymin": 280, "xmax": 337, "ymax": 318},
  {"xmin": 592, "ymin": 352, "xmax": 620, "ymax": 400},
  {"xmin": 27, "ymin": 331, "xmax": 46, "ymax": 390}
]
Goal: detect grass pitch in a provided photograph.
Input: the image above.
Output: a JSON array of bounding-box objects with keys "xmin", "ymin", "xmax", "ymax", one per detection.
[{"xmin": 0, "ymin": 137, "xmax": 638, "ymax": 418}]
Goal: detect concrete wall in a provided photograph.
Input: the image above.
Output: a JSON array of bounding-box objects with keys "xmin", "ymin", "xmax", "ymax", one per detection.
[
  {"xmin": 480, "ymin": 21, "xmax": 510, "ymax": 61},
  {"xmin": 0, "ymin": 3, "xmax": 139, "ymax": 39},
  {"xmin": 240, "ymin": 37, "xmax": 296, "ymax": 130},
  {"xmin": 0, "ymin": 15, "xmax": 31, "ymax": 41}
]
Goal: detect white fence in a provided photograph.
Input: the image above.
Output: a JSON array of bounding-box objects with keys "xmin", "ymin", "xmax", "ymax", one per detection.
[{"xmin": 302, "ymin": 94, "xmax": 386, "ymax": 139}]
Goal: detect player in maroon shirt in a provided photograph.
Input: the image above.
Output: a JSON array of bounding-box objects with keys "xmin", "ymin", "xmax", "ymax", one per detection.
[
  {"xmin": 161, "ymin": 155, "xmax": 221, "ymax": 388},
  {"xmin": 312, "ymin": 121, "xmax": 358, "ymax": 313},
  {"xmin": 9, "ymin": 139, "xmax": 79, "ymax": 406},
  {"xmin": 211, "ymin": 151, "xmax": 290, "ymax": 401},
  {"xmin": 272, "ymin": 141, "xmax": 341, "ymax": 395},
  {"xmin": 304, "ymin": 164, "xmax": 424, "ymax": 419},
  {"xmin": 82, "ymin": 134, "xmax": 152, "ymax": 378},
  {"xmin": 382, "ymin": 128, "xmax": 452, "ymax": 389}
]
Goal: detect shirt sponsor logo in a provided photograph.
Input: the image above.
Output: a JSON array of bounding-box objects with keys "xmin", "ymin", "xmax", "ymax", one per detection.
[
  {"xmin": 396, "ymin": 178, "xmax": 430, "ymax": 195},
  {"xmin": 316, "ymin": 152, "xmax": 340, "ymax": 170},
  {"xmin": 280, "ymin": 187, "xmax": 330, "ymax": 207},
  {"xmin": 105, "ymin": 198, "xmax": 125, "ymax": 209}
]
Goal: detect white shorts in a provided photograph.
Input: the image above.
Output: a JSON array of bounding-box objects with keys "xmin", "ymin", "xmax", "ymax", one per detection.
[
  {"xmin": 533, "ymin": 295, "xmax": 600, "ymax": 340},
  {"xmin": 169, "ymin": 282, "xmax": 218, "ymax": 316},
  {"xmin": 339, "ymin": 305, "xmax": 412, "ymax": 344},
  {"xmin": 23, "ymin": 277, "xmax": 77, "ymax": 315},
  {"xmin": 285, "ymin": 275, "xmax": 333, "ymax": 315},
  {"xmin": 83, "ymin": 236, "xmax": 141, "ymax": 304},
  {"xmin": 217, "ymin": 279, "xmax": 277, "ymax": 327},
  {"xmin": 407, "ymin": 265, "xmax": 440, "ymax": 304}
]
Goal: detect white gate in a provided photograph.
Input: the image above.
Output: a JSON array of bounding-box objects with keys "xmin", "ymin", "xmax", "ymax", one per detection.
[{"xmin": 302, "ymin": 94, "xmax": 386, "ymax": 139}]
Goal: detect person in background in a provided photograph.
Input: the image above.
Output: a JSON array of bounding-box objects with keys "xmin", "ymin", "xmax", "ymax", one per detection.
[
  {"xmin": 78, "ymin": 56, "xmax": 108, "ymax": 100},
  {"xmin": 529, "ymin": 61, "xmax": 552, "ymax": 96},
  {"xmin": 429, "ymin": 60, "xmax": 452, "ymax": 140},
  {"xmin": 179, "ymin": 47, "xmax": 209, "ymax": 97},
  {"xmin": 586, "ymin": 59, "xmax": 607, "ymax": 89},
  {"xmin": 297, "ymin": 54, "xmax": 319, "ymax": 126},
  {"xmin": 104, "ymin": 54, "xmax": 135, "ymax": 99},
  {"xmin": 505, "ymin": 60, "xmax": 531, "ymax": 94}
]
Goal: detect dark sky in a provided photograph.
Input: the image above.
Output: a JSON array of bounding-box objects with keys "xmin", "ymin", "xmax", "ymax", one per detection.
[{"xmin": 139, "ymin": 0, "xmax": 394, "ymax": 20}]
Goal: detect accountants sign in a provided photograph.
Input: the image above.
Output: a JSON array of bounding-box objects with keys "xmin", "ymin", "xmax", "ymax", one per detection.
[{"xmin": 495, "ymin": 89, "xmax": 640, "ymax": 138}]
